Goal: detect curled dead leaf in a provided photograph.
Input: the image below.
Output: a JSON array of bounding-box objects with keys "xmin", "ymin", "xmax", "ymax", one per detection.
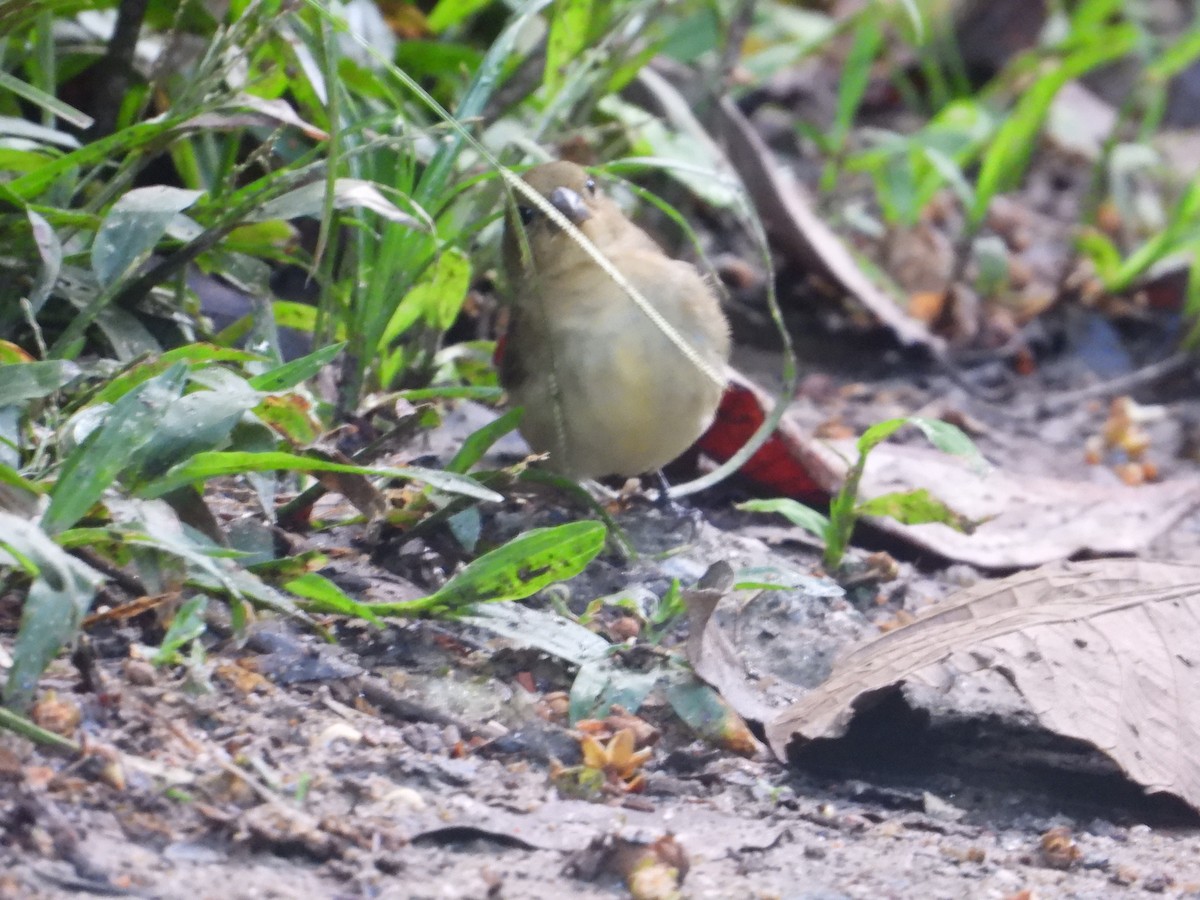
[{"xmin": 765, "ymin": 559, "xmax": 1200, "ymax": 812}]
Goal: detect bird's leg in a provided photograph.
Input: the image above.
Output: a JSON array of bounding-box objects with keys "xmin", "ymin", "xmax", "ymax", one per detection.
[{"xmin": 652, "ymin": 470, "xmax": 703, "ymax": 533}]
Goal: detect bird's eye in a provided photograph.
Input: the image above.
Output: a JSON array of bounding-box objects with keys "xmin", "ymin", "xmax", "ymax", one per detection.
[
  {"xmin": 517, "ymin": 205, "xmax": 536, "ymax": 226},
  {"xmin": 584, "ymin": 178, "xmax": 597, "ymax": 195}
]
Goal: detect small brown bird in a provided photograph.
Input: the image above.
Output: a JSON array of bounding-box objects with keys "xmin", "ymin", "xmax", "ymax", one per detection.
[{"xmin": 500, "ymin": 161, "xmax": 730, "ymax": 479}]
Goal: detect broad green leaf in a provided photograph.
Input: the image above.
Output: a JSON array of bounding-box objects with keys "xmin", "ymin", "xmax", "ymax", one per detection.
[
  {"xmin": 42, "ymin": 364, "xmax": 189, "ymax": 534},
  {"xmin": 125, "ymin": 389, "xmax": 262, "ymax": 484},
  {"xmin": 373, "ymin": 520, "xmax": 607, "ymax": 616},
  {"xmin": 252, "ymin": 393, "xmax": 322, "ymax": 444},
  {"xmin": 0, "ymin": 360, "xmax": 82, "ymax": 405},
  {"xmin": 273, "ymin": 301, "xmax": 320, "ymax": 333},
  {"xmin": 737, "ymin": 498, "xmax": 830, "ymax": 541},
  {"xmin": 856, "ymin": 488, "xmax": 974, "ymax": 531},
  {"xmin": 1, "ymin": 512, "xmax": 105, "ymax": 709},
  {"xmin": 139, "ymin": 450, "xmax": 504, "ymax": 502},
  {"xmin": 428, "ymin": 520, "xmax": 605, "ymax": 609},
  {"xmin": 92, "ymin": 186, "xmax": 203, "ymax": 287}
]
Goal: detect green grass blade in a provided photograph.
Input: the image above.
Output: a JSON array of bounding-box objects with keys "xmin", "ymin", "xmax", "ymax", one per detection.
[{"xmin": 138, "ymin": 450, "xmax": 504, "ymax": 502}]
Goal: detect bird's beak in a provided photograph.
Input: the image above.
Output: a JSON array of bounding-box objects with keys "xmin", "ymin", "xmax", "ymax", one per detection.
[{"xmin": 549, "ymin": 187, "xmax": 592, "ymax": 225}]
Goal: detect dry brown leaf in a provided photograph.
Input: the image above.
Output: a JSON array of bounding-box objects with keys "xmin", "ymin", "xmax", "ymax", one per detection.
[
  {"xmin": 809, "ymin": 439, "xmax": 1200, "ymax": 569},
  {"xmin": 683, "ymin": 564, "xmax": 800, "ymax": 728},
  {"xmin": 766, "ymin": 559, "xmax": 1200, "ymax": 810}
]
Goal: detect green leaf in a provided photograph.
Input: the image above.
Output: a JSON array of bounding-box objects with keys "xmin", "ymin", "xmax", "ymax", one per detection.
[
  {"xmin": 1077, "ymin": 229, "xmax": 1123, "ymax": 283},
  {"xmin": 90, "ymin": 345, "xmax": 262, "ymax": 405},
  {"xmin": 856, "ymin": 416, "xmax": 910, "ymax": 454},
  {"xmin": 905, "ymin": 417, "xmax": 987, "ymax": 470},
  {"xmin": 1106, "ymin": 179, "xmax": 1200, "ymax": 291},
  {"xmin": 0, "ymin": 463, "xmax": 42, "ymax": 504},
  {"xmin": 373, "ymin": 520, "xmax": 607, "ymax": 617},
  {"xmin": 970, "ymin": 26, "xmax": 1137, "ymax": 225},
  {"xmin": 92, "ymin": 186, "xmax": 204, "ymax": 288},
  {"xmin": 665, "ymin": 674, "xmax": 755, "ymax": 750},
  {"xmin": 153, "ymin": 596, "xmax": 208, "ymax": 665},
  {"xmin": 1, "ymin": 512, "xmax": 105, "ymax": 709},
  {"xmin": 427, "ymin": 0, "xmax": 493, "ymax": 32},
  {"xmin": 126, "ymin": 390, "xmax": 261, "ymax": 484},
  {"xmin": 138, "ymin": 450, "xmax": 504, "ymax": 503},
  {"xmin": 856, "ymin": 488, "xmax": 974, "ymax": 531},
  {"xmin": 445, "ymin": 407, "xmax": 522, "ymax": 474},
  {"xmin": 465, "ymin": 599, "xmax": 611, "ymax": 665},
  {"xmin": 0, "ymin": 71, "xmax": 93, "ymax": 129},
  {"xmin": 399, "ymin": 385, "xmax": 504, "ymax": 402},
  {"xmin": 544, "ymin": 0, "xmax": 593, "ymax": 95},
  {"xmin": 569, "ymin": 657, "xmax": 661, "ymax": 722},
  {"xmin": 0, "ymin": 360, "xmax": 82, "ymax": 405},
  {"xmin": 737, "ymin": 498, "xmax": 830, "ymax": 541},
  {"xmin": 27, "ymin": 209, "xmax": 63, "ymax": 312},
  {"xmin": 5, "ymin": 119, "xmax": 184, "ymax": 201},
  {"xmin": 42, "ymin": 364, "xmax": 189, "ymax": 534},
  {"xmin": 247, "ymin": 179, "xmax": 420, "ymax": 227},
  {"xmin": 416, "ymin": 0, "xmax": 555, "ymax": 206},
  {"xmin": 831, "ymin": 18, "xmax": 885, "ymax": 151},
  {"xmin": 285, "ymin": 572, "xmax": 383, "ymax": 625},
  {"xmin": 1147, "ymin": 28, "xmax": 1200, "ymax": 83},
  {"xmin": 381, "ymin": 247, "xmax": 472, "ymax": 344},
  {"xmin": 248, "ymin": 342, "xmax": 345, "ymax": 391}
]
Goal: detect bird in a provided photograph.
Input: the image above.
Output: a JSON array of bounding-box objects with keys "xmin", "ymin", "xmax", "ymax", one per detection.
[{"xmin": 499, "ymin": 161, "xmax": 731, "ymax": 480}]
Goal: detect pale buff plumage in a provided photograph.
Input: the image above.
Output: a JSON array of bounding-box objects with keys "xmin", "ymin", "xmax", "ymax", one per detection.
[{"xmin": 500, "ymin": 161, "xmax": 730, "ymax": 478}]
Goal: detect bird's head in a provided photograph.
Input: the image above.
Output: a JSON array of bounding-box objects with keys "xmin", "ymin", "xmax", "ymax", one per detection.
[{"xmin": 502, "ymin": 161, "xmax": 618, "ymax": 282}]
